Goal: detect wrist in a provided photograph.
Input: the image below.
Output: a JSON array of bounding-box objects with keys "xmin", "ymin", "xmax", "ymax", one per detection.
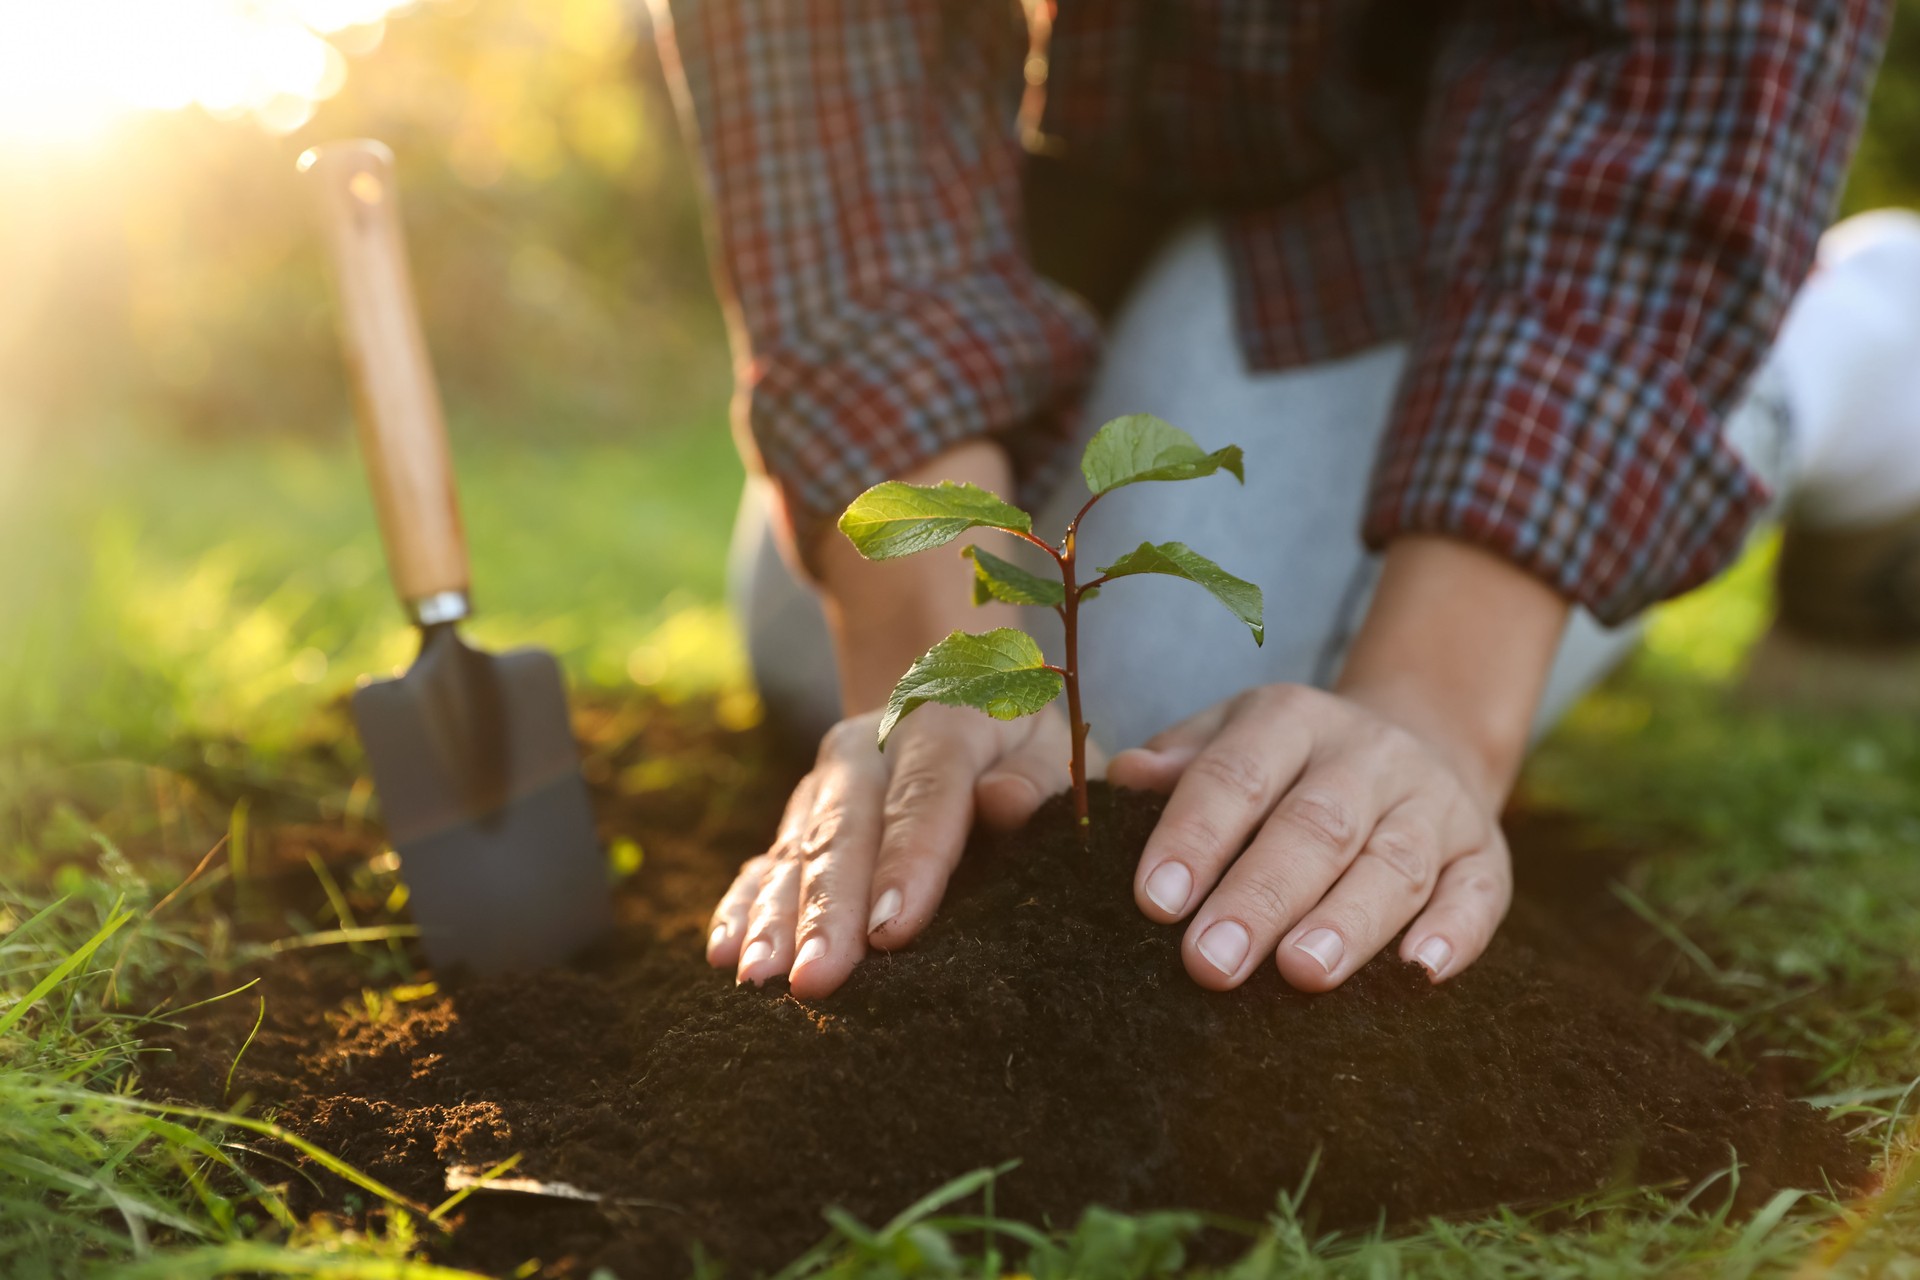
[
  {"xmin": 1335, "ymin": 536, "xmax": 1569, "ymax": 807},
  {"xmin": 812, "ymin": 439, "xmax": 1021, "ymax": 714}
]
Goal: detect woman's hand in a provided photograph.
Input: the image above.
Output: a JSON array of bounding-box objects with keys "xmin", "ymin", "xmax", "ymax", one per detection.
[
  {"xmin": 705, "ymin": 704, "xmax": 1089, "ymax": 998},
  {"xmin": 1108, "ymin": 685, "xmax": 1509, "ymax": 990},
  {"xmin": 710, "ymin": 438, "xmax": 1069, "ymax": 998},
  {"xmin": 1113, "ymin": 535, "xmax": 1571, "ymax": 992}
]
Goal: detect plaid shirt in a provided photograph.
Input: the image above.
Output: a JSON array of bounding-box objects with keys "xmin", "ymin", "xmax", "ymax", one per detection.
[{"xmin": 652, "ymin": 0, "xmax": 1888, "ymax": 623}]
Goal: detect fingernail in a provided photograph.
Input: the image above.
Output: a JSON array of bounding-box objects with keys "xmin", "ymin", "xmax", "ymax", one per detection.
[
  {"xmin": 706, "ymin": 924, "xmax": 728, "ymax": 957},
  {"xmin": 1293, "ymin": 928, "xmax": 1345, "ymax": 974},
  {"xmin": 1144, "ymin": 861, "xmax": 1192, "ymax": 915},
  {"xmin": 1413, "ymin": 935, "xmax": 1452, "ymax": 978},
  {"xmin": 795, "ymin": 935, "xmax": 827, "ymax": 969},
  {"xmin": 737, "ymin": 937, "xmax": 773, "ymax": 982},
  {"xmin": 868, "ymin": 888, "xmax": 903, "ymax": 934},
  {"xmin": 1196, "ymin": 920, "xmax": 1251, "ymax": 975}
]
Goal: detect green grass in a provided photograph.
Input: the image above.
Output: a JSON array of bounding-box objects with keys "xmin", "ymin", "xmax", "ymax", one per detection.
[
  {"xmin": 0, "ymin": 420, "xmax": 747, "ymax": 758},
  {"xmin": 0, "ymin": 855, "xmax": 460, "ymax": 1277},
  {"xmin": 1535, "ymin": 547, "xmax": 1920, "ymax": 1100},
  {"xmin": 2, "ymin": 432, "xmax": 1917, "ymax": 1277}
]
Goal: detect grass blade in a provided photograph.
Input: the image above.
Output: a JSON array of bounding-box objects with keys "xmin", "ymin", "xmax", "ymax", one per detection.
[
  {"xmin": 224, "ymin": 994, "xmax": 266, "ymax": 1101},
  {"xmin": 0, "ymin": 903, "xmax": 134, "ymax": 1039},
  {"xmin": 881, "ymin": 1163, "xmax": 1016, "ymax": 1235}
]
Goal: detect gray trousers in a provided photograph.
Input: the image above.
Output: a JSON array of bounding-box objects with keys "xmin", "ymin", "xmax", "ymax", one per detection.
[{"xmin": 732, "ymin": 223, "xmax": 1789, "ymax": 752}]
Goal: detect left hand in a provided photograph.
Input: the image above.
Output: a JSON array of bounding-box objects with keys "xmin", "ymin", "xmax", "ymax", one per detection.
[
  {"xmin": 1107, "ymin": 682, "xmax": 1511, "ymax": 992},
  {"xmin": 1106, "ymin": 535, "xmax": 1568, "ymax": 993}
]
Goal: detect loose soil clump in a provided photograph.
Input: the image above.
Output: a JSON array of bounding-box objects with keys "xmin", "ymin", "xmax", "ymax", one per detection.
[{"xmin": 146, "ymin": 723, "xmax": 1868, "ymax": 1278}]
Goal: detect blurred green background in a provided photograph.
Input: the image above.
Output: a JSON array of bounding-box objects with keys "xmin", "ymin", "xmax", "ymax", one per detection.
[
  {"xmin": 2, "ymin": 8, "xmax": 1919, "ymax": 1274},
  {"xmin": 2, "ymin": 0, "xmax": 1919, "ymax": 756},
  {"xmin": 0, "ymin": 0, "xmax": 747, "ymax": 756}
]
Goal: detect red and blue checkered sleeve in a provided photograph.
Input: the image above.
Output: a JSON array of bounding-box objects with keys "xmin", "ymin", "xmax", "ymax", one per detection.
[
  {"xmin": 651, "ymin": 0, "xmax": 1101, "ymax": 567},
  {"xmin": 1364, "ymin": 0, "xmax": 1890, "ymax": 624}
]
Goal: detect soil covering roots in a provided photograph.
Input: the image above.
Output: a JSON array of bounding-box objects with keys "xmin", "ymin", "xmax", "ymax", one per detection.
[{"xmin": 151, "ymin": 775, "xmax": 1866, "ymax": 1276}]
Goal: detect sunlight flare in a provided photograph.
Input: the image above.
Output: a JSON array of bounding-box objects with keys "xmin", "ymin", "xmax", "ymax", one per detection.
[{"xmin": 0, "ymin": 0, "xmax": 412, "ymax": 149}]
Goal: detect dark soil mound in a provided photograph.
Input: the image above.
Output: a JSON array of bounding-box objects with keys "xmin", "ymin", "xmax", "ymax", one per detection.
[{"xmin": 145, "ymin": 767, "xmax": 1869, "ymax": 1278}]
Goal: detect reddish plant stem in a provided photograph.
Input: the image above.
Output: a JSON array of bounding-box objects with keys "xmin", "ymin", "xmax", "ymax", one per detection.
[
  {"xmin": 1013, "ymin": 529, "xmax": 1062, "ymax": 558},
  {"xmin": 1056, "ymin": 493, "xmax": 1105, "ymax": 834},
  {"xmin": 1002, "ymin": 503, "xmax": 1101, "ymax": 831},
  {"xmin": 1059, "ymin": 532, "xmax": 1089, "ymax": 831}
]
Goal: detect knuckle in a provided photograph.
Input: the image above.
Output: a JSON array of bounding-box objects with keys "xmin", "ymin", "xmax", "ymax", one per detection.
[
  {"xmin": 818, "ymin": 720, "xmax": 866, "ymax": 763},
  {"xmin": 744, "ymin": 896, "xmax": 786, "ymax": 932},
  {"xmin": 797, "ymin": 809, "xmax": 849, "ymax": 860},
  {"xmin": 1245, "ymin": 684, "xmax": 1297, "ymax": 717},
  {"xmin": 1368, "ymin": 720, "xmax": 1422, "ymax": 762},
  {"xmin": 750, "ymin": 857, "xmax": 796, "ymax": 901},
  {"xmin": 882, "ymin": 766, "xmax": 952, "ymax": 826},
  {"xmin": 1160, "ymin": 807, "xmax": 1236, "ymax": 863},
  {"xmin": 1189, "ymin": 750, "xmax": 1269, "ymax": 807},
  {"xmin": 1438, "ymin": 782, "xmax": 1487, "ymax": 830},
  {"xmin": 800, "ymin": 843, "xmax": 840, "ymax": 885},
  {"xmin": 1455, "ymin": 856, "xmax": 1512, "ymax": 899},
  {"xmin": 1363, "ymin": 828, "xmax": 1435, "ymax": 895},
  {"xmin": 1327, "ymin": 906, "xmax": 1375, "ymax": 950},
  {"xmin": 722, "ymin": 859, "xmax": 772, "ymax": 907},
  {"xmin": 1275, "ymin": 789, "xmax": 1359, "ymax": 853},
  {"xmin": 1269, "ymin": 682, "xmax": 1321, "ymax": 714},
  {"xmin": 1227, "ymin": 867, "xmax": 1297, "ymax": 926},
  {"xmin": 796, "ymin": 895, "xmax": 840, "ymax": 933}
]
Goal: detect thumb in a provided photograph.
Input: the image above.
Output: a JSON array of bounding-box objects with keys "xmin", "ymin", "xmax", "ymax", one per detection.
[
  {"xmin": 1106, "ymin": 746, "xmax": 1186, "ymax": 792},
  {"xmin": 974, "ymin": 714, "xmax": 1077, "ymax": 830},
  {"xmin": 1107, "ymin": 700, "xmax": 1233, "ymax": 792}
]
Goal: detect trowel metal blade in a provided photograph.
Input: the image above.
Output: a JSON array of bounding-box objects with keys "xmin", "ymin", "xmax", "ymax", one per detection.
[{"xmin": 351, "ymin": 627, "xmax": 611, "ymax": 974}]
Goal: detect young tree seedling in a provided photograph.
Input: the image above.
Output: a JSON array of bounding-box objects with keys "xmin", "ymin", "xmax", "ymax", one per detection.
[{"xmin": 838, "ymin": 414, "xmax": 1264, "ymax": 832}]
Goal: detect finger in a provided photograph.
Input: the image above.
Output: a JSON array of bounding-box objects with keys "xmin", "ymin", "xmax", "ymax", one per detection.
[
  {"xmin": 707, "ymin": 856, "xmax": 768, "ymax": 969},
  {"xmin": 975, "ymin": 714, "xmax": 1072, "ymax": 830},
  {"xmin": 1134, "ymin": 690, "xmax": 1318, "ymax": 926},
  {"xmin": 709, "ymin": 772, "xmax": 819, "ymax": 967},
  {"xmin": 787, "ymin": 758, "xmax": 887, "ymax": 1000},
  {"xmin": 867, "ymin": 709, "xmax": 994, "ymax": 950},
  {"xmin": 1398, "ymin": 837, "xmax": 1512, "ymax": 984},
  {"xmin": 1274, "ymin": 802, "xmax": 1446, "ymax": 993},
  {"xmin": 1105, "ymin": 698, "xmax": 1238, "ymax": 792},
  {"xmin": 1176, "ymin": 763, "xmax": 1383, "ymax": 989},
  {"xmin": 737, "ymin": 851, "xmax": 803, "ymax": 985}
]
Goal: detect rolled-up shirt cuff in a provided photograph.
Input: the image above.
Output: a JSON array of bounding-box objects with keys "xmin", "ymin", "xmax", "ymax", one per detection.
[
  {"xmin": 744, "ymin": 264, "xmax": 1101, "ymax": 573},
  {"xmin": 1364, "ymin": 293, "xmax": 1772, "ymax": 625}
]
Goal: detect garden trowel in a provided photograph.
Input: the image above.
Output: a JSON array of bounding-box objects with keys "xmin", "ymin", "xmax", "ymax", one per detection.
[{"xmin": 300, "ymin": 140, "xmax": 611, "ymax": 974}]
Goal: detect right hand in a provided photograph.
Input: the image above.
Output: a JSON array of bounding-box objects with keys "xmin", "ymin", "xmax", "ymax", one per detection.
[
  {"xmin": 705, "ymin": 702, "xmax": 1086, "ymax": 997},
  {"xmin": 709, "ymin": 439, "xmax": 1063, "ymax": 997}
]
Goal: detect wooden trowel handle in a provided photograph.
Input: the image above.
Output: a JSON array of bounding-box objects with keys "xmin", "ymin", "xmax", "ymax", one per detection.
[{"xmin": 300, "ymin": 140, "xmax": 471, "ymax": 625}]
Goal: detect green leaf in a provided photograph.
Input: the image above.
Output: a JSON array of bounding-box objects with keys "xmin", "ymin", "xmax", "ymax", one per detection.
[
  {"xmin": 1096, "ymin": 542, "xmax": 1265, "ymax": 645},
  {"xmin": 962, "ymin": 545, "xmax": 1065, "ymax": 607},
  {"xmin": 878, "ymin": 628, "xmax": 1063, "ymax": 748},
  {"xmin": 839, "ymin": 481, "xmax": 1033, "ymax": 560},
  {"xmin": 1079, "ymin": 414, "xmax": 1245, "ymax": 495}
]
